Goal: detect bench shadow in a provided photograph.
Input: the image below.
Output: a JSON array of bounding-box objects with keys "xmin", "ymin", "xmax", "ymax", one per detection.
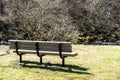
[
  {"xmin": 20, "ymin": 61, "xmax": 92, "ymax": 75},
  {"xmin": 0, "ymin": 53, "xmax": 9, "ymax": 56}
]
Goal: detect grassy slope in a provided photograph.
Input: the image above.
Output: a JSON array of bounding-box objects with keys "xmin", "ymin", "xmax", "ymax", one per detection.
[{"xmin": 0, "ymin": 45, "xmax": 120, "ymax": 80}]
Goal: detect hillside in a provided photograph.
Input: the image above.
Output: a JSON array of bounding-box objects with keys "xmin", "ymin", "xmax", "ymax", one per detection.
[{"xmin": 0, "ymin": 0, "xmax": 120, "ymax": 43}]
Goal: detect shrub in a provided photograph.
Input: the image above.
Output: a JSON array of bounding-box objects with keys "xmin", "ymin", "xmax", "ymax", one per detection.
[{"xmin": 4, "ymin": 0, "xmax": 79, "ymax": 42}]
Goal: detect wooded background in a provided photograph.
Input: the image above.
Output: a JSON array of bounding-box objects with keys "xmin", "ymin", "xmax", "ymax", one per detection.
[{"xmin": 0, "ymin": 0, "xmax": 120, "ymax": 44}]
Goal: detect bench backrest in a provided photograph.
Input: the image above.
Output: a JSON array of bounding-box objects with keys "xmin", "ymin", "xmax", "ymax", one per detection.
[{"xmin": 9, "ymin": 40, "xmax": 72, "ymax": 52}]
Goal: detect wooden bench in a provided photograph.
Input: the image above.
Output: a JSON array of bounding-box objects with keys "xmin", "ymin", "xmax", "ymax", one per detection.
[{"xmin": 8, "ymin": 40, "xmax": 77, "ymax": 66}]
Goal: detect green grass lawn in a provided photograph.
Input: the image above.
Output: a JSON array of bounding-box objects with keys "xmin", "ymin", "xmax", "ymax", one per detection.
[{"xmin": 0, "ymin": 45, "xmax": 120, "ymax": 80}]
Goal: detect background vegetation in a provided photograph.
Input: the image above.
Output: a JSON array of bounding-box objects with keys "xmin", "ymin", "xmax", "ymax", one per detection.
[{"xmin": 0, "ymin": 0, "xmax": 120, "ymax": 43}]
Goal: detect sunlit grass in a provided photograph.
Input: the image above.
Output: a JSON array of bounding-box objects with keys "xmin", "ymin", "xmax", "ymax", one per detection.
[{"xmin": 0, "ymin": 45, "xmax": 120, "ymax": 80}]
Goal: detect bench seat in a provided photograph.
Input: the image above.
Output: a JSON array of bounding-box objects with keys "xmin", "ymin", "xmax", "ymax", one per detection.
[{"xmin": 13, "ymin": 50, "xmax": 77, "ymax": 56}]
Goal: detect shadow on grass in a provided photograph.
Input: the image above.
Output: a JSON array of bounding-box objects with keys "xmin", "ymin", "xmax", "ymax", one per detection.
[
  {"xmin": 20, "ymin": 61, "xmax": 92, "ymax": 75},
  {"xmin": 0, "ymin": 53, "xmax": 9, "ymax": 56}
]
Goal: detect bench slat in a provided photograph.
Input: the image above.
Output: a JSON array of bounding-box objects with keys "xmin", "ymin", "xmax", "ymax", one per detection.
[
  {"xmin": 10, "ymin": 42, "xmax": 71, "ymax": 46},
  {"xmin": 11, "ymin": 46, "xmax": 71, "ymax": 52},
  {"xmin": 13, "ymin": 50, "xmax": 77, "ymax": 56},
  {"xmin": 9, "ymin": 40, "xmax": 71, "ymax": 44}
]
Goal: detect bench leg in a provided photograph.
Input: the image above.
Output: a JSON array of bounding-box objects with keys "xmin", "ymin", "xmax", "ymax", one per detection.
[
  {"xmin": 62, "ymin": 58, "xmax": 65, "ymax": 66},
  {"xmin": 40, "ymin": 56, "xmax": 43, "ymax": 64},
  {"xmin": 19, "ymin": 54, "xmax": 22, "ymax": 63}
]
